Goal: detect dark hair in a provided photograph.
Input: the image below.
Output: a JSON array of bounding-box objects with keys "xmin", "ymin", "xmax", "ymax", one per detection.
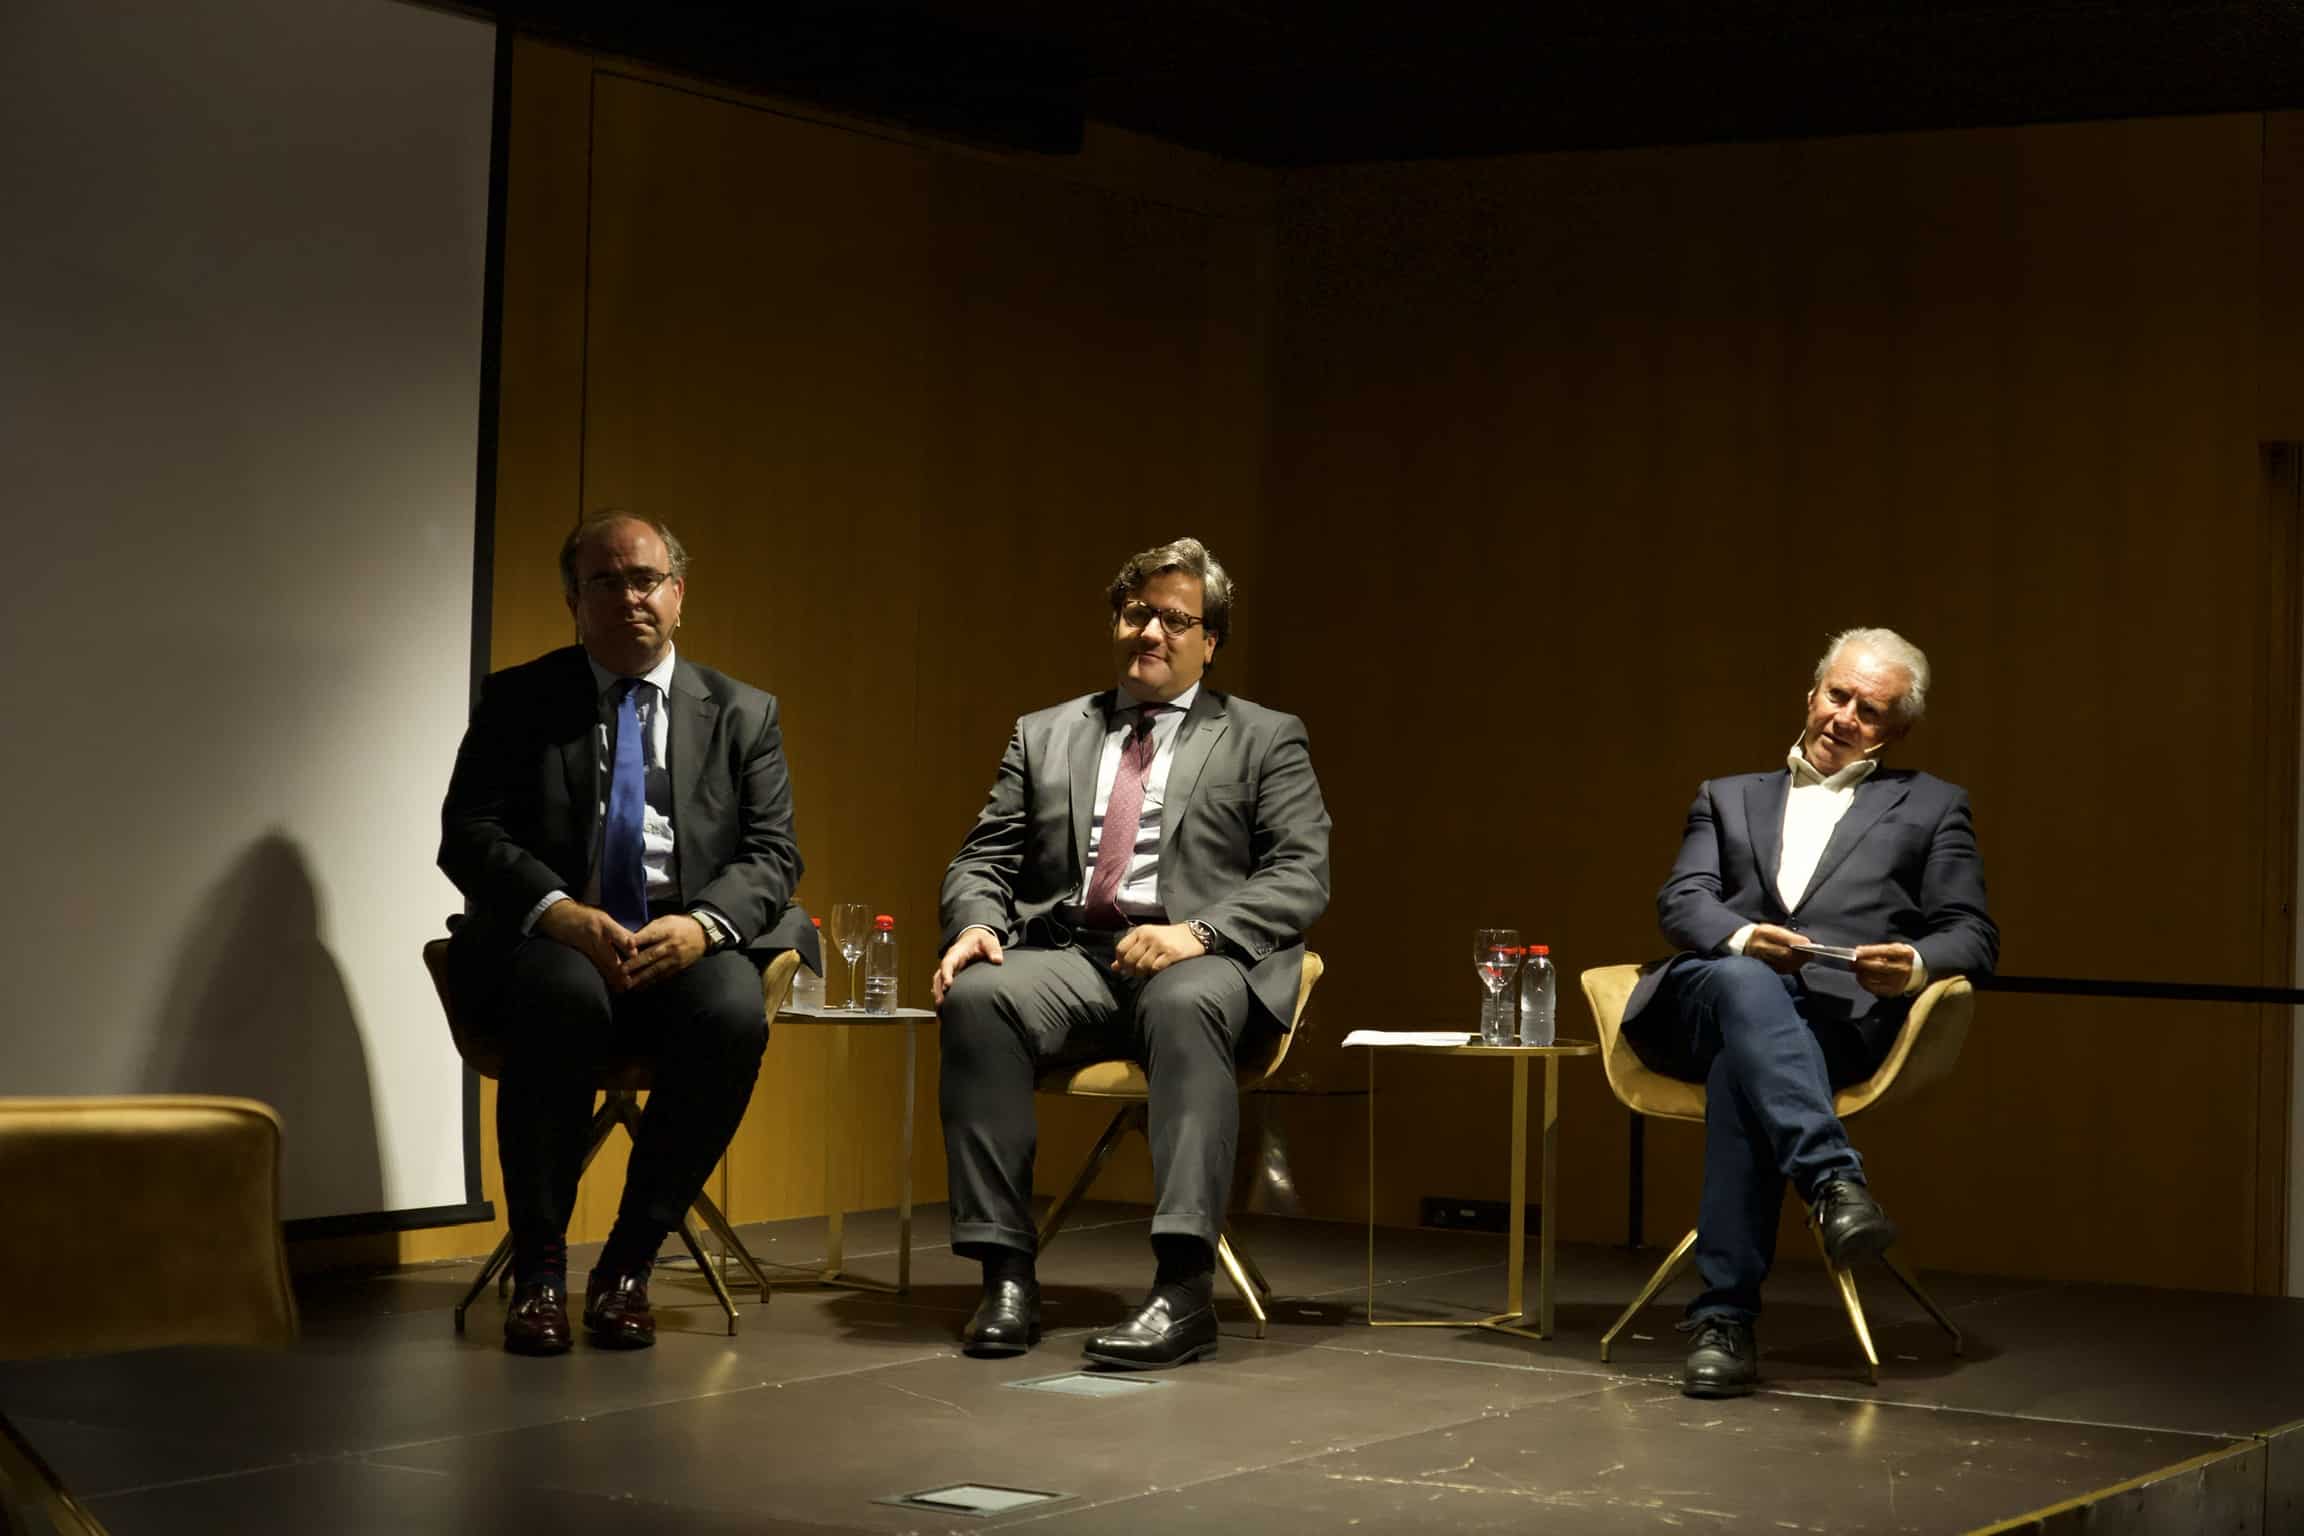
[
  {"xmin": 559, "ymin": 511, "xmax": 690, "ymax": 600},
  {"xmin": 1107, "ymin": 536, "xmax": 1233, "ymax": 646}
]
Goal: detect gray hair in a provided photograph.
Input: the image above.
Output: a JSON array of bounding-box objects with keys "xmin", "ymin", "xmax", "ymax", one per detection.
[
  {"xmin": 1814, "ymin": 626, "xmax": 1930, "ymax": 722},
  {"xmin": 1108, "ymin": 536, "xmax": 1234, "ymax": 645},
  {"xmin": 559, "ymin": 511, "xmax": 690, "ymax": 601}
]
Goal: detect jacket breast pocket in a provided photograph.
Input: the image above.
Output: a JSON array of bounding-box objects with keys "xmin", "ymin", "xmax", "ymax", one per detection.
[{"xmin": 1196, "ymin": 781, "xmax": 1251, "ymax": 805}]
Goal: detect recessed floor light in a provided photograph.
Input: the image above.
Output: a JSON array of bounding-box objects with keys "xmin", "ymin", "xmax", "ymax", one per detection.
[
  {"xmin": 879, "ymin": 1483, "xmax": 1070, "ymax": 1516},
  {"xmin": 1005, "ymin": 1371, "xmax": 1173, "ymax": 1398}
]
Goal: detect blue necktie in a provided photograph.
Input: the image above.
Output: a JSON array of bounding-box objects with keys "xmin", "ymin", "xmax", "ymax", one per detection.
[{"xmin": 601, "ymin": 679, "xmax": 649, "ymax": 932}]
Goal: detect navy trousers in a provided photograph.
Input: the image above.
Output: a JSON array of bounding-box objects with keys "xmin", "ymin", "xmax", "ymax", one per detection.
[{"xmin": 1623, "ymin": 955, "xmax": 1904, "ymax": 1321}]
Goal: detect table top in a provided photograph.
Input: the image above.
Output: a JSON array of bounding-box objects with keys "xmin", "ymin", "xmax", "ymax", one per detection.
[
  {"xmin": 1364, "ymin": 1037, "xmax": 1599, "ymax": 1058},
  {"xmin": 775, "ymin": 1004, "xmax": 937, "ymax": 1023}
]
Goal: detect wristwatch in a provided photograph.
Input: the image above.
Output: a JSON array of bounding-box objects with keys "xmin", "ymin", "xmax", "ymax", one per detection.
[
  {"xmin": 1184, "ymin": 919, "xmax": 1218, "ymax": 955},
  {"xmin": 687, "ymin": 907, "xmax": 734, "ymax": 952}
]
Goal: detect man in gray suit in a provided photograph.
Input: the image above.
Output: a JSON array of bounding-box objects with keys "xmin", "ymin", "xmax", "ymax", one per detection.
[
  {"xmin": 933, "ymin": 536, "xmax": 1331, "ymax": 1369},
  {"xmin": 1623, "ymin": 626, "xmax": 1997, "ymax": 1397},
  {"xmin": 440, "ymin": 512, "xmax": 813, "ymax": 1356}
]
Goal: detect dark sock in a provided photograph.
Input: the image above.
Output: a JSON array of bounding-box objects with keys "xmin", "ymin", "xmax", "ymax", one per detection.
[
  {"xmin": 596, "ymin": 1219, "xmax": 664, "ymax": 1279},
  {"xmin": 975, "ymin": 1245, "xmax": 1035, "ymax": 1288},
  {"xmin": 1151, "ymin": 1234, "xmax": 1215, "ymax": 1306},
  {"xmin": 511, "ymin": 1235, "xmax": 567, "ymax": 1288}
]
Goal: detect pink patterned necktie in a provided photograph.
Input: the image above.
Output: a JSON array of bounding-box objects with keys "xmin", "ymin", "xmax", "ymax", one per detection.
[{"xmin": 1080, "ymin": 705, "xmax": 1172, "ymax": 929}]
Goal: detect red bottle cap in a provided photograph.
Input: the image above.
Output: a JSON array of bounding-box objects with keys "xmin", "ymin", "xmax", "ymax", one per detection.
[
  {"xmin": 875, "ymin": 914, "xmax": 894, "ymax": 928},
  {"xmin": 1527, "ymin": 944, "xmax": 1549, "ymax": 956},
  {"xmin": 811, "ymin": 916, "xmax": 822, "ymax": 927}
]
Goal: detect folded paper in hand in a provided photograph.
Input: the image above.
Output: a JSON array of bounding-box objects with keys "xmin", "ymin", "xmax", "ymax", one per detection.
[{"xmin": 1797, "ymin": 944, "xmax": 1861, "ymax": 971}]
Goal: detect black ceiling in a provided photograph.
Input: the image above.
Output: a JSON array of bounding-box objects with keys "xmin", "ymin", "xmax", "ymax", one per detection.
[{"xmin": 483, "ymin": 2, "xmax": 2304, "ymax": 165}]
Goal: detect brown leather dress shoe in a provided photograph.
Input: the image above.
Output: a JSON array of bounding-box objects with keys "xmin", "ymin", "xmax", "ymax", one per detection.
[
  {"xmin": 504, "ymin": 1278, "xmax": 572, "ymax": 1356},
  {"xmin": 583, "ymin": 1267, "xmax": 657, "ymax": 1349}
]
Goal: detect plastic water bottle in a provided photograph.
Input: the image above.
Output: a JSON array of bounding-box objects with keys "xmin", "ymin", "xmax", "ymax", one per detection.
[
  {"xmin": 790, "ymin": 916, "xmax": 826, "ymax": 1010},
  {"xmin": 1518, "ymin": 944, "xmax": 1556, "ymax": 1046},
  {"xmin": 862, "ymin": 914, "xmax": 900, "ymax": 1014}
]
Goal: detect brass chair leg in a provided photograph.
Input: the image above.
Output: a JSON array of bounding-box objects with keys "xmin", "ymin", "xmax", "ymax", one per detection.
[
  {"xmin": 675, "ymin": 1216, "xmax": 740, "ymax": 1335},
  {"xmin": 1226, "ymin": 1231, "xmax": 1274, "ymax": 1298},
  {"xmin": 1215, "ymin": 1233, "xmax": 1268, "ymax": 1338},
  {"xmin": 1809, "ymin": 1224, "xmax": 1882, "ymax": 1383},
  {"xmin": 1600, "ymin": 1227, "xmax": 1698, "ymax": 1362},
  {"xmin": 1881, "ymin": 1250, "xmax": 1963, "ymax": 1355},
  {"xmin": 689, "ymin": 1186, "xmax": 773, "ymax": 1302},
  {"xmin": 2, "ymin": 1408, "xmax": 108, "ymax": 1535},
  {"xmin": 1035, "ymin": 1103, "xmax": 1146, "ymax": 1250},
  {"xmin": 456, "ymin": 1231, "xmax": 516, "ymax": 1332}
]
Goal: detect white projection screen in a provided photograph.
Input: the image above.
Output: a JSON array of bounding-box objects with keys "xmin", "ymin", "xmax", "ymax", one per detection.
[{"xmin": 0, "ymin": 0, "xmax": 498, "ymax": 1228}]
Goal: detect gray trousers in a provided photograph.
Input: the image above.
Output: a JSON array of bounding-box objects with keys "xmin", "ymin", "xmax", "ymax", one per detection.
[{"xmin": 938, "ymin": 944, "xmax": 1260, "ymax": 1255}]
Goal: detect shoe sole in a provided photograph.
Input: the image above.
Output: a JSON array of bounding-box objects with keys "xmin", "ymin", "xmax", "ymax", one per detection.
[
  {"xmin": 503, "ymin": 1336, "xmax": 572, "ymax": 1357},
  {"xmin": 1822, "ymin": 1221, "xmax": 1899, "ymax": 1267},
  {"xmin": 962, "ymin": 1332, "xmax": 1040, "ymax": 1358},
  {"xmin": 585, "ymin": 1328, "xmax": 656, "ymax": 1350},
  {"xmin": 1079, "ymin": 1339, "xmax": 1219, "ymax": 1371},
  {"xmin": 1682, "ymin": 1378, "xmax": 1757, "ymax": 1399}
]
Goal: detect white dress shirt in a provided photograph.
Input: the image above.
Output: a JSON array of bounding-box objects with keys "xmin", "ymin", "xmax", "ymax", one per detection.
[
  {"xmin": 523, "ymin": 647, "xmax": 703, "ymax": 935},
  {"xmin": 1068, "ymin": 682, "xmax": 1200, "ymax": 918},
  {"xmin": 1726, "ymin": 739, "xmax": 1925, "ymax": 992}
]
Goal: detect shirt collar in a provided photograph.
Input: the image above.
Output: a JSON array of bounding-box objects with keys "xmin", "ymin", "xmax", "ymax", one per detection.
[
  {"xmin": 1786, "ymin": 736, "xmax": 1878, "ymax": 791},
  {"xmin": 1114, "ymin": 681, "xmax": 1199, "ymax": 723},
  {"xmin": 587, "ymin": 645, "xmax": 678, "ymax": 704}
]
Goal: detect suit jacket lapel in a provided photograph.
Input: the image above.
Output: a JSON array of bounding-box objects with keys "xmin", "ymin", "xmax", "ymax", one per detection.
[
  {"xmin": 1794, "ymin": 773, "xmax": 1910, "ymax": 912},
  {"xmin": 669, "ymin": 661, "xmax": 718, "ymax": 894},
  {"xmin": 1746, "ymin": 772, "xmax": 1789, "ymax": 916},
  {"xmin": 1067, "ymin": 692, "xmax": 1111, "ymax": 875},
  {"xmin": 557, "ymin": 652, "xmax": 602, "ymax": 853},
  {"xmin": 1159, "ymin": 689, "xmax": 1229, "ymax": 856}
]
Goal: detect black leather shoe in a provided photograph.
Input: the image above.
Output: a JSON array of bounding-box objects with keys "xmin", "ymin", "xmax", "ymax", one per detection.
[
  {"xmin": 1811, "ymin": 1177, "xmax": 1899, "ymax": 1266},
  {"xmin": 504, "ymin": 1278, "xmax": 572, "ymax": 1356},
  {"xmin": 1081, "ymin": 1289, "xmax": 1219, "ymax": 1370},
  {"xmin": 1681, "ymin": 1315, "xmax": 1758, "ymax": 1398},
  {"xmin": 582, "ymin": 1268, "xmax": 657, "ymax": 1350},
  {"xmin": 961, "ymin": 1278, "xmax": 1041, "ymax": 1357}
]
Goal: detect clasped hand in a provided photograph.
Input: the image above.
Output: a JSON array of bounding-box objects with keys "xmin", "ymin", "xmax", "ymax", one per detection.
[
  {"xmin": 1745, "ymin": 923, "xmax": 1915, "ymax": 997},
  {"xmin": 537, "ymin": 901, "xmax": 707, "ymax": 991}
]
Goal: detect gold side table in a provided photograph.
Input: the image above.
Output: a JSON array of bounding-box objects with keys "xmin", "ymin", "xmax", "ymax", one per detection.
[
  {"xmin": 1362, "ymin": 1038, "xmax": 1599, "ymax": 1340},
  {"xmin": 714, "ymin": 1004, "xmax": 933, "ymax": 1294}
]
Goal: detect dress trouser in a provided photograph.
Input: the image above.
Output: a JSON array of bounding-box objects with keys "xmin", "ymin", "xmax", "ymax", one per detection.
[
  {"xmin": 938, "ymin": 943, "xmax": 1260, "ymax": 1256},
  {"xmin": 485, "ymin": 936, "xmax": 769, "ymax": 1254},
  {"xmin": 1622, "ymin": 955, "xmax": 1902, "ymax": 1321}
]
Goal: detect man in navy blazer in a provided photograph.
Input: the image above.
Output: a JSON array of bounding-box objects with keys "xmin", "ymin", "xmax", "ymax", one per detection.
[
  {"xmin": 933, "ymin": 537, "xmax": 1332, "ymax": 1370},
  {"xmin": 440, "ymin": 512, "xmax": 813, "ymax": 1357},
  {"xmin": 1622, "ymin": 627, "xmax": 1996, "ymax": 1398}
]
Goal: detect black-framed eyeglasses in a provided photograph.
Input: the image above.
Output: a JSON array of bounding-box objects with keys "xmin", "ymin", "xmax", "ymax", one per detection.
[
  {"xmin": 1117, "ymin": 603, "xmax": 1205, "ymax": 635},
  {"xmin": 579, "ymin": 569, "xmax": 673, "ymax": 600}
]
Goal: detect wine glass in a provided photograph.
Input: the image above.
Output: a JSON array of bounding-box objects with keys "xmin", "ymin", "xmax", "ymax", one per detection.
[
  {"xmin": 830, "ymin": 903, "xmax": 870, "ymax": 1010},
  {"xmin": 1474, "ymin": 928, "xmax": 1522, "ymax": 1044}
]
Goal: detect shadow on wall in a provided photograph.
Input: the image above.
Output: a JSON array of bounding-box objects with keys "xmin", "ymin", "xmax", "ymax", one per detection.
[{"xmin": 143, "ymin": 831, "xmax": 383, "ymax": 1222}]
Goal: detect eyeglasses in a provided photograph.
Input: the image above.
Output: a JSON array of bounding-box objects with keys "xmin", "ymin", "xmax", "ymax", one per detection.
[
  {"xmin": 579, "ymin": 569, "xmax": 673, "ymax": 601},
  {"xmin": 1117, "ymin": 603, "xmax": 1206, "ymax": 635}
]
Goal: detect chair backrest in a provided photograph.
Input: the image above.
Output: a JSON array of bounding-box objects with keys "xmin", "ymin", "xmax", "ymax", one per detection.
[
  {"xmin": 0, "ymin": 1096, "xmax": 298, "ymax": 1362},
  {"xmin": 1579, "ymin": 963, "xmax": 1706, "ymax": 1123},
  {"xmin": 421, "ymin": 936, "xmax": 502, "ymax": 1080},
  {"xmin": 1831, "ymin": 975, "xmax": 1974, "ymax": 1118},
  {"xmin": 1579, "ymin": 962, "xmax": 1978, "ymax": 1125},
  {"xmin": 759, "ymin": 947, "xmax": 803, "ymax": 1020}
]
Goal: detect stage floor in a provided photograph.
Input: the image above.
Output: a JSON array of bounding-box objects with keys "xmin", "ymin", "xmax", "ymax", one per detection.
[{"xmin": 4, "ymin": 1204, "xmax": 2297, "ymax": 1533}]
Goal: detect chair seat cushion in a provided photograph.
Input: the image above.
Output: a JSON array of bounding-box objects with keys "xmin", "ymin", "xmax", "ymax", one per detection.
[{"xmin": 1040, "ymin": 1060, "xmax": 1151, "ymax": 1097}]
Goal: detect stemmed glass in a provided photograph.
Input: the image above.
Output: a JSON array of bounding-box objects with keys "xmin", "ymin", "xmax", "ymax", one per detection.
[
  {"xmin": 1474, "ymin": 928, "xmax": 1523, "ymax": 1045},
  {"xmin": 830, "ymin": 903, "xmax": 870, "ymax": 1010}
]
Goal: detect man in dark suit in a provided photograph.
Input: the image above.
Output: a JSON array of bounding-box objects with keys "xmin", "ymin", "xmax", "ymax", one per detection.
[
  {"xmin": 439, "ymin": 512, "xmax": 811, "ymax": 1356},
  {"xmin": 1623, "ymin": 626, "xmax": 1996, "ymax": 1398},
  {"xmin": 933, "ymin": 536, "xmax": 1331, "ymax": 1370}
]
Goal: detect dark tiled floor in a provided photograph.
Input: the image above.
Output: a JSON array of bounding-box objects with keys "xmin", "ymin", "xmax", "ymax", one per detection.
[{"xmin": 2, "ymin": 1202, "xmax": 2296, "ymax": 1534}]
